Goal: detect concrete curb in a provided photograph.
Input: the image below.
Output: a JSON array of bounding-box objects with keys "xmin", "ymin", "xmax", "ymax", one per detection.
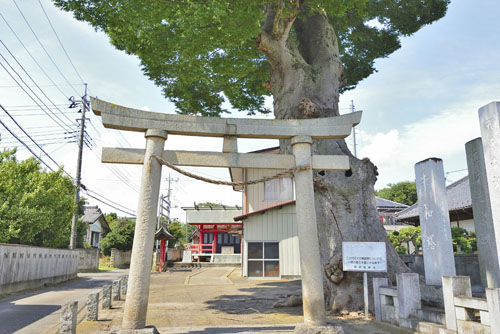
[{"xmin": 183, "ymin": 268, "xmax": 208, "ymax": 285}]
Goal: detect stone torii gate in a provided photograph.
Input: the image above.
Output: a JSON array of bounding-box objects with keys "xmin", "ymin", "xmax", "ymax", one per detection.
[{"xmin": 91, "ymin": 97, "xmax": 361, "ymax": 332}]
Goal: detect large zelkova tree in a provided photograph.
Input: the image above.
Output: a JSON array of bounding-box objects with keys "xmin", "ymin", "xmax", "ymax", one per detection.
[
  {"xmin": 54, "ymin": 0, "xmax": 449, "ymax": 311},
  {"xmin": 0, "ymin": 149, "xmax": 77, "ymax": 248}
]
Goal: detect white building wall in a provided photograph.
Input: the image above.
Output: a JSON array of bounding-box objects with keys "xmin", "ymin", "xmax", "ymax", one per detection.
[
  {"xmin": 243, "ymin": 204, "xmax": 301, "ymax": 277},
  {"xmin": 246, "ymin": 168, "xmax": 293, "ymax": 212},
  {"xmin": 450, "ymin": 219, "xmax": 475, "ymax": 233}
]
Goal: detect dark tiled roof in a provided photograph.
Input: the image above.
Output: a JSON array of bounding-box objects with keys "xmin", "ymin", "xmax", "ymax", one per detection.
[
  {"xmin": 375, "ymin": 197, "xmax": 409, "ymax": 209},
  {"xmin": 396, "ymin": 176, "xmax": 471, "ymax": 220},
  {"xmin": 82, "ymin": 206, "xmax": 102, "ymax": 224},
  {"xmin": 82, "ymin": 206, "xmax": 110, "ymax": 231},
  {"xmin": 154, "ymin": 226, "xmax": 176, "ymax": 240}
]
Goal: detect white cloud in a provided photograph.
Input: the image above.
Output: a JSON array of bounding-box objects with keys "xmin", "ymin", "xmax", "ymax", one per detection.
[{"xmin": 359, "ymin": 102, "xmax": 482, "ymax": 189}]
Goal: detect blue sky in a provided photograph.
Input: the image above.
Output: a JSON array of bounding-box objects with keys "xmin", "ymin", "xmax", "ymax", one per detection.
[{"xmin": 1, "ymin": 0, "xmax": 499, "ymax": 220}]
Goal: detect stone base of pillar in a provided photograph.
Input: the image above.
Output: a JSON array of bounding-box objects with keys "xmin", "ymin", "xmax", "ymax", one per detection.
[
  {"xmin": 294, "ymin": 323, "xmax": 344, "ymax": 334},
  {"xmin": 106, "ymin": 325, "xmax": 159, "ymax": 334}
]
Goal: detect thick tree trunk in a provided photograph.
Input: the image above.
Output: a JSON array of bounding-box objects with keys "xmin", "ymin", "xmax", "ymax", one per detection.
[{"xmin": 258, "ymin": 10, "xmax": 409, "ymax": 312}]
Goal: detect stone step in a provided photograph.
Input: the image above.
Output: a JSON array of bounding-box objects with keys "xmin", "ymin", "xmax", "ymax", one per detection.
[
  {"xmin": 416, "ymin": 307, "xmax": 446, "ymax": 325},
  {"xmin": 416, "ymin": 321, "xmax": 455, "ymax": 334}
]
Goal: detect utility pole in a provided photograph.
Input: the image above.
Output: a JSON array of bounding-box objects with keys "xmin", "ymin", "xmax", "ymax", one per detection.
[
  {"xmin": 155, "ymin": 174, "xmax": 178, "ymax": 250},
  {"xmin": 351, "ymin": 100, "xmax": 358, "ymax": 158},
  {"xmin": 70, "ymin": 84, "xmax": 88, "ymax": 249}
]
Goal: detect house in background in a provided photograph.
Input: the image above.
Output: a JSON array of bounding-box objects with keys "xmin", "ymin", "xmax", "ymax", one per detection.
[
  {"xmin": 82, "ymin": 206, "xmax": 110, "ymax": 248},
  {"xmin": 230, "ymin": 147, "xmax": 409, "ymax": 279},
  {"xmin": 395, "ymin": 176, "xmax": 474, "ymax": 232}
]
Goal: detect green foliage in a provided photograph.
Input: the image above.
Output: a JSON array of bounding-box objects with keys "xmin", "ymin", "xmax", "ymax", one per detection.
[
  {"xmin": 389, "ymin": 226, "xmax": 477, "ymax": 255},
  {"xmin": 53, "ymin": 0, "xmax": 449, "ymax": 116},
  {"xmin": 388, "ymin": 226, "xmax": 421, "ymax": 254},
  {"xmin": 451, "ymin": 227, "xmax": 476, "ymax": 254},
  {"xmin": 376, "ymin": 181, "xmax": 418, "ymax": 206},
  {"xmin": 0, "ymin": 148, "xmax": 77, "ymax": 248},
  {"xmin": 163, "ymin": 218, "xmax": 195, "ymax": 248},
  {"xmin": 196, "ymin": 202, "xmax": 223, "ymax": 208},
  {"xmin": 99, "ymin": 218, "xmax": 135, "ymax": 255}
]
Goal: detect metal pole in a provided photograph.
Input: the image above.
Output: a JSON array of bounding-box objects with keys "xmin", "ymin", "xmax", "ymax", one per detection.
[
  {"xmin": 69, "ymin": 83, "xmax": 87, "ymax": 250},
  {"xmin": 351, "ymin": 100, "xmax": 357, "ymax": 158},
  {"xmin": 364, "ymin": 272, "xmax": 369, "ymax": 319}
]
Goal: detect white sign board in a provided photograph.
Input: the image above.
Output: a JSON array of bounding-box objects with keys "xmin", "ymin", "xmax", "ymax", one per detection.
[{"xmin": 342, "ymin": 242, "xmax": 387, "ymax": 272}]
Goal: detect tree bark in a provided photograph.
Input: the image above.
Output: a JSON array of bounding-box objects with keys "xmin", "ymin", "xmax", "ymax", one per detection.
[{"xmin": 258, "ymin": 9, "xmax": 409, "ymax": 312}]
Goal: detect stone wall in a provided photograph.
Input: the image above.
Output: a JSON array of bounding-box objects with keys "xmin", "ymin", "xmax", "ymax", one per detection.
[
  {"xmin": 77, "ymin": 248, "xmax": 100, "ymax": 271},
  {"xmin": 400, "ymin": 254, "xmax": 482, "ymax": 289},
  {"xmin": 167, "ymin": 248, "xmax": 183, "ymax": 262},
  {"xmin": 0, "ymin": 243, "xmax": 78, "ymax": 296},
  {"xmin": 110, "ymin": 248, "xmax": 132, "ymax": 268}
]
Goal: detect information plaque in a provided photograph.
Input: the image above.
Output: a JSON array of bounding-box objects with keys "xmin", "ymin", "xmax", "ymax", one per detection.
[{"xmin": 342, "ymin": 242, "xmax": 387, "ymax": 272}]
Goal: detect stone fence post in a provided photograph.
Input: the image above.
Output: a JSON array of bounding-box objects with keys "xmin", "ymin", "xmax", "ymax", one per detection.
[
  {"xmin": 87, "ymin": 292, "xmax": 99, "ymax": 321},
  {"xmin": 442, "ymin": 276, "xmax": 472, "ymax": 331},
  {"xmin": 60, "ymin": 301, "xmax": 77, "ymax": 334}
]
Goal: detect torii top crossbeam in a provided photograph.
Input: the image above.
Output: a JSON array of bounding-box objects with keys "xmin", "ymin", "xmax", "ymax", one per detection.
[{"xmin": 91, "ymin": 97, "xmax": 361, "ymax": 140}]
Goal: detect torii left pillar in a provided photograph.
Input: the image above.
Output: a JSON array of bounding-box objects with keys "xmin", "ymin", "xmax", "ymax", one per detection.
[{"xmin": 122, "ymin": 129, "xmax": 167, "ymax": 330}]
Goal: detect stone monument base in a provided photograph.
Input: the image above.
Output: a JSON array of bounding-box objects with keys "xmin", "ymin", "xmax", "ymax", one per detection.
[{"xmin": 294, "ymin": 323, "xmax": 344, "ymax": 334}]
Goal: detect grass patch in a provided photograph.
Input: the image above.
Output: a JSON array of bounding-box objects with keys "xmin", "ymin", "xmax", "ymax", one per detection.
[{"xmin": 99, "ymin": 256, "xmax": 119, "ymax": 271}]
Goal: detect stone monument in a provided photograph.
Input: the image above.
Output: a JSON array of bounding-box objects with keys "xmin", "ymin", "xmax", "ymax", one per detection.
[
  {"xmin": 478, "ymin": 102, "xmax": 500, "ymax": 280},
  {"xmin": 415, "ymin": 158, "xmax": 456, "ymax": 285},
  {"xmin": 466, "ymin": 137, "xmax": 500, "ymax": 288}
]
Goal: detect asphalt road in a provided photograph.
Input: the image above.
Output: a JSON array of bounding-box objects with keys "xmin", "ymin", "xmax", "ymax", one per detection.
[{"xmin": 0, "ymin": 269, "xmax": 127, "ymax": 334}]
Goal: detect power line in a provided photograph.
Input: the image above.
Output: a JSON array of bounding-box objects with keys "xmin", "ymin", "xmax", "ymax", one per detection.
[
  {"xmin": 37, "ymin": 0, "xmax": 86, "ymax": 84},
  {"xmin": 86, "ymin": 189, "xmax": 135, "ymax": 213},
  {"xmin": 0, "ymin": 12, "xmax": 70, "ymax": 99},
  {"xmin": 83, "ymin": 189, "xmax": 136, "ymax": 217},
  {"xmin": 11, "ymin": 0, "xmax": 81, "ymax": 96},
  {"xmin": 0, "ymin": 40, "xmax": 77, "ymax": 127},
  {"xmin": 0, "ymin": 51, "xmax": 75, "ymax": 132},
  {"xmin": 0, "ymin": 114, "xmax": 54, "ymax": 171},
  {"xmin": 0, "ymin": 104, "xmax": 67, "ymax": 173}
]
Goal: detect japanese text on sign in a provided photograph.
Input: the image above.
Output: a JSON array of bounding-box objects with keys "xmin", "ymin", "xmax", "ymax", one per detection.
[{"xmin": 342, "ymin": 242, "xmax": 387, "ymax": 272}]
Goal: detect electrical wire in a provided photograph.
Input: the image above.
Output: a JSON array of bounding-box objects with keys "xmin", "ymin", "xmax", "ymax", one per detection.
[
  {"xmin": 0, "ymin": 40, "xmax": 77, "ymax": 127},
  {"xmin": 11, "ymin": 0, "xmax": 81, "ymax": 96},
  {"xmin": 37, "ymin": 0, "xmax": 86, "ymax": 84},
  {"xmin": 83, "ymin": 189, "xmax": 136, "ymax": 217},
  {"xmin": 0, "ymin": 104, "xmax": 68, "ymax": 173},
  {"xmin": 0, "ymin": 116, "xmax": 54, "ymax": 171},
  {"xmin": 0, "ymin": 12, "xmax": 70, "ymax": 99},
  {"xmin": 0, "ymin": 51, "xmax": 75, "ymax": 132}
]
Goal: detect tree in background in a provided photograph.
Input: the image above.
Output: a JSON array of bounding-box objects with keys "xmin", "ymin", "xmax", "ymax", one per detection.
[
  {"xmin": 376, "ymin": 181, "xmax": 418, "ymax": 206},
  {"xmin": 388, "ymin": 226, "xmax": 421, "ymax": 255},
  {"xmin": 55, "ymin": 0, "xmax": 450, "ymax": 310},
  {"xmin": 159, "ymin": 217, "xmax": 195, "ymax": 248},
  {"xmin": 0, "ymin": 148, "xmax": 77, "ymax": 248},
  {"xmin": 99, "ymin": 217, "xmax": 135, "ymax": 255},
  {"xmin": 389, "ymin": 226, "xmax": 477, "ymax": 255}
]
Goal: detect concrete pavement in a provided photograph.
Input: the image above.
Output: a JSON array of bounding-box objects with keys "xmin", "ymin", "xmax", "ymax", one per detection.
[
  {"xmin": 0, "ymin": 269, "xmax": 127, "ymax": 334},
  {"xmin": 76, "ymin": 267, "xmax": 414, "ymax": 334}
]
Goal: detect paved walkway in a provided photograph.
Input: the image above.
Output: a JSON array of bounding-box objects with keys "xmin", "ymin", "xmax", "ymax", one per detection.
[
  {"xmin": 76, "ymin": 267, "xmax": 414, "ymax": 334},
  {"xmin": 0, "ymin": 269, "xmax": 127, "ymax": 334}
]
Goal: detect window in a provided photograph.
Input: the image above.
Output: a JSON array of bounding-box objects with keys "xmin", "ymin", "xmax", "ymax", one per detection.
[
  {"xmin": 91, "ymin": 232, "xmax": 100, "ymax": 248},
  {"xmin": 264, "ymin": 177, "xmax": 293, "ymax": 202},
  {"xmin": 247, "ymin": 242, "xmax": 280, "ymax": 277}
]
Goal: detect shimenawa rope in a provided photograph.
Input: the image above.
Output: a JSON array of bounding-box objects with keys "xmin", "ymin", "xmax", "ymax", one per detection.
[{"xmin": 150, "ymin": 154, "xmax": 309, "ymax": 186}]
